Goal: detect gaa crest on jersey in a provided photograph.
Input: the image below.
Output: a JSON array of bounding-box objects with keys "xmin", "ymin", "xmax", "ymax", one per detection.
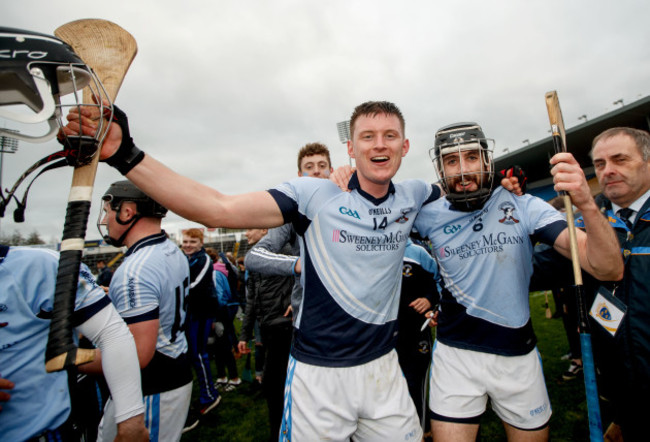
[
  {"xmin": 498, "ymin": 202, "xmax": 519, "ymax": 225},
  {"xmin": 339, "ymin": 206, "xmax": 361, "ymax": 220},
  {"xmin": 443, "ymin": 224, "xmax": 461, "ymax": 235}
]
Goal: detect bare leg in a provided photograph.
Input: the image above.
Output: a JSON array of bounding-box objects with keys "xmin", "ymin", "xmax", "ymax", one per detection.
[
  {"xmin": 431, "ymin": 419, "xmax": 479, "ymax": 442},
  {"xmin": 502, "ymin": 422, "xmax": 549, "ymax": 442}
]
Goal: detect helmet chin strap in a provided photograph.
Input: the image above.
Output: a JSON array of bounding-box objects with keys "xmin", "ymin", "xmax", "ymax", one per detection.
[
  {"xmin": 446, "ymin": 188, "xmax": 492, "ymax": 212},
  {"xmin": 104, "ymin": 212, "xmax": 142, "ymax": 247}
]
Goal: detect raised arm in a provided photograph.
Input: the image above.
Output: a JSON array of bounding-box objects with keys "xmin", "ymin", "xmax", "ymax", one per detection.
[
  {"xmin": 550, "ymin": 152, "xmax": 623, "ymax": 281},
  {"xmin": 126, "ymin": 154, "xmax": 283, "ymax": 228},
  {"xmin": 62, "ymin": 105, "xmax": 284, "ymax": 229}
]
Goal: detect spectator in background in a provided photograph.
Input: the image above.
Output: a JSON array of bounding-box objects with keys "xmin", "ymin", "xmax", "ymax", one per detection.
[
  {"xmin": 585, "ymin": 127, "xmax": 650, "ymax": 440},
  {"xmin": 532, "ymin": 127, "xmax": 650, "ymax": 441},
  {"xmin": 240, "ymin": 228, "xmax": 294, "ymax": 440},
  {"xmin": 397, "ymin": 234, "xmax": 440, "ymax": 437},
  {"xmin": 244, "ymin": 142, "xmax": 333, "ymax": 322},
  {"xmin": 95, "ymin": 259, "xmax": 113, "ymax": 288},
  {"xmin": 206, "ymin": 248, "xmax": 242, "ymax": 391},
  {"xmin": 181, "ymin": 228, "xmax": 221, "ymax": 433}
]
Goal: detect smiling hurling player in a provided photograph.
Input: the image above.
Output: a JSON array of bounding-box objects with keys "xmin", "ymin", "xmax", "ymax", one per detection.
[
  {"xmin": 63, "ymin": 100, "xmax": 445, "ymax": 441},
  {"xmin": 413, "ymin": 122, "xmax": 623, "ymax": 442}
]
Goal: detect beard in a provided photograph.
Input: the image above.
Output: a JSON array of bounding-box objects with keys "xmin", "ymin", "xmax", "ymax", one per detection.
[{"xmin": 446, "ymin": 171, "xmax": 488, "ymax": 193}]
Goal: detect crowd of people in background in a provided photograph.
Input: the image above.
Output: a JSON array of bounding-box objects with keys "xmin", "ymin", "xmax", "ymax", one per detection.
[{"xmin": 1, "ymin": 95, "xmax": 647, "ymax": 442}]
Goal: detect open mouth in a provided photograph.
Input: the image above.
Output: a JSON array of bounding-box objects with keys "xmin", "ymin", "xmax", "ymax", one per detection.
[
  {"xmin": 371, "ymin": 156, "xmax": 389, "ymax": 163},
  {"xmin": 453, "ymin": 179, "xmax": 479, "ymax": 191}
]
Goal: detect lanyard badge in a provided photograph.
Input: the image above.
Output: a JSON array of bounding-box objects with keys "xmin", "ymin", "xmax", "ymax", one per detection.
[{"xmin": 589, "ymin": 286, "xmax": 627, "ymax": 337}]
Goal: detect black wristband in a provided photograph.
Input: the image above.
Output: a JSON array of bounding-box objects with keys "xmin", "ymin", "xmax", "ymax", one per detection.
[
  {"xmin": 103, "ymin": 105, "xmax": 145, "ymax": 175},
  {"xmin": 105, "ymin": 144, "xmax": 144, "ymax": 175}
]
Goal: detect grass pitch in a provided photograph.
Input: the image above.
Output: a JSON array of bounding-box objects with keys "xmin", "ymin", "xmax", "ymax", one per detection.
[{"xmin": 181, "ymin": 291, "xmax": 612, "ymax": 441}]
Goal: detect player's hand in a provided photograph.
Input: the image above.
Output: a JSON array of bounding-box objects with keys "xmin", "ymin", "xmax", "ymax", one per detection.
[
  {"xmin": 423, "ymin": 310, "xmax": 439, "ymax": 329},
  {"xmin": 498, "ymin": 165, "xmax": 526, "ymax": 196},
  {"xmin": 409, "ymin": 297, "xmax": 432, "ymax": 314},
  {"xmin": 330, "ymin": 165, "xmax": 355, "ymax": 192},
  {"xmin": 60, "ymin": 100, "xmax": 122, "ymax": 160},
  {"xmin": 294, "ymin": 257, "xmax": 302, "ymax": 275},
  {"xmin": 500, "ymin": 176, "xmax": 522, "ymax": 196},
  {"xmin": 0, "ymin": 376, "xmax": 14, "ymax": 412},
  {"xmin": 237, "ymin": 341, "xmax": 251, "ymax": 355},
  {"xmin": 550, "ymin": 152, "xmax": 594, "ymax": 210},
  {"xmin": 283, "ymin": 305, "xmax": 293, "ymax": 318},
  {"xmin": 114, "ymin": 413, "xmax": 148, "ymax": 442}
]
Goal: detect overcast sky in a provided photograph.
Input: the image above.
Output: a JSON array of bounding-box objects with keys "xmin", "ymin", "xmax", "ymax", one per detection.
[{"xmin": 2, "ymin": 0, "xmax": 649, "ymax": 243}]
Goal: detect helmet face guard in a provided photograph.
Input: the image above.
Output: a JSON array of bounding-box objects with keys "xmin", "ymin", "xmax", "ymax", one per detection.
[
  {"xmin": 0, "ymin": 26, "xmax": 112, "ymax": 145},
  {"xmin": 430, "ymin": 122, "xmax": 495, "ymax": 211}
]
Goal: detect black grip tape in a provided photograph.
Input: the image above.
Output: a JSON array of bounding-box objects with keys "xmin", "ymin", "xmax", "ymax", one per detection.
[
  {"xmin": 45, "ymin": 248, "xmax": 82, "ymax": 364},
  {"xmin": 45, "ymin": 200, "xmax": 91, "ymax": 368},
  {"xmin": 61, "ymin": 200, "xmax": 91, "ymax": 241}
]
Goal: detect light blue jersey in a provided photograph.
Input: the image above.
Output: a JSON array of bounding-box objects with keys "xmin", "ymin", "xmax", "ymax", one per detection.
[
  {"xmin": 0, "ymin": 246, "xmax": 110, "ymax": 441},
  {"xmin": 269, "ymin": 173, "xmax": 439, "ymax": 367},
  {"xmin": 414, "ymin": 187, "xmax": 567, "ymax": 355},
  {"xmin": 109, "ymin": 232, "xmax": 189, "ymax": 359}
]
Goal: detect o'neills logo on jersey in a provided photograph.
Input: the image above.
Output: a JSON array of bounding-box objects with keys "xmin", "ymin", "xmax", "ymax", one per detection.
[
  {"xmin": 438, "ymin": 232, "xmax": 525, "ymax": 259},
  {"xmin": 368, "ymin": 207, "xmax": 391, "ymax": 215},
  {"xmin": 332, "ymin": 229, "xmax": 405, "ymax": 251},
  {"xmin": 498, "ymin": 202, "xmax": 519, "ymax": 225}
]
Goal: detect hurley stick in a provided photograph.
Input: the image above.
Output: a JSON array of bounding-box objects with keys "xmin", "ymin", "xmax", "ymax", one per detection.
[
  {"xmin": 545, "ymin": 90, "xmax": 603, "ymax": 441},
  {"xmin": 45, "ymin": 19, "xmax": 137, "ymax": 372}
]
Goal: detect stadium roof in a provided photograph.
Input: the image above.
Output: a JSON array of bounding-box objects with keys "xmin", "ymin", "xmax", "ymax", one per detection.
[{"xmin": 494, "ymin": 94, "xmax": 650, "ymax": 200}]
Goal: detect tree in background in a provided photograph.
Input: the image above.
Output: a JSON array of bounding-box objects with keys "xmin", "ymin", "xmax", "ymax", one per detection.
[{"xmin": 0, "ymin": 230, "xmax": 45, "ymax": 245}]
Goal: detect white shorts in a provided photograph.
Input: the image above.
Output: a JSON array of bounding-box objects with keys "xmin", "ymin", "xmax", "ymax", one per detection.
[
  {"xmin": 98, "ymin": 381, "xmax": 192, "ymax": 442},
  {"xmin": 428, "ymin": 341, "xmax": 551, "ymax": 430},
  {"xmin": 281, "ymin": 350, "xmax": 423, "ymax": 442}
]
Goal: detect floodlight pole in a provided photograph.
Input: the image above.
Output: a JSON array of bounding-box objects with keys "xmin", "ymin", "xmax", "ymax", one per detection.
[
  {"xmin": 337, "ymin": 120, "xmax": 353, "ymax": 166},
  {"xmin": 0, "ymin": 131, "xmax": 20, "ymax": 236},
  {"xmin": 336, "ymin": 120, "xmax": 351, "ymax": 144}
]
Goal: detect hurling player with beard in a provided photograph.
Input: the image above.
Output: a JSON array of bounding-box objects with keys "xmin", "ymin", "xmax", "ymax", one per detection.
[{"xmin": 413, "ymin": 122, "xmax": 623, "ymax": 442}]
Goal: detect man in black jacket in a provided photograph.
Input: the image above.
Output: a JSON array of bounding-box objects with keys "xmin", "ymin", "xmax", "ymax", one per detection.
[
  {"xmin": 588, "ymin": 127, "xmax": 650, "ymax": 441},
  {"xmin": 239, "ymin": 228, "xmax": 295, "ymax": 441},
  {"xmin": 531, "ymin": 127, "xmax": 649, "ymax": 441}
]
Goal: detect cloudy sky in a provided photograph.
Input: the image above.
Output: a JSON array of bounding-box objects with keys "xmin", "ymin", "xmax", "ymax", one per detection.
[{"xmin": 2, "ymin": 0, "xmax": 649, "ymax": 243}]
